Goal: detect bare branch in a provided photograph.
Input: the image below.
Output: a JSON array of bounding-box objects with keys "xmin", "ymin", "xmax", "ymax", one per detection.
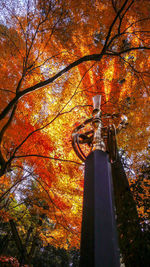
[
  {"xmin": 60, "ymin": 104, "xmax": 92, "ymax": 116},
  {"xmin": 5, "ymin": 62, "xmax": 96, "ymax": 164},
  {"xmin": 0, "ymin": 177, "xmax": 25, "ymax": 202},
  {"xmin": 0, "ymin": 53, "xmax": 104, "ymax": 121},
  {"xmin": 0, "ymin": 88, "xmax": 16, "ymax": 94},
  {"xmin": 0, "ymin": 103, "xmax": 17, "ymax": 144},
  {"xmin": 102, "ymin": 0, "xmax": 130, "ymax": 49},
  {"xmin": 106, "ymin": 46, "xmax": 150, "ymax": 55},
  {"xmin": 13, "ymin": 154, "xmax": 82, "ymax": 165},
  {"xmin": 124, "ymin": 17, "xmax": 150, "ymax": 32},
  {"xmin": 12, "ymin": 164, "xmax": 80, "ymax": 234}
]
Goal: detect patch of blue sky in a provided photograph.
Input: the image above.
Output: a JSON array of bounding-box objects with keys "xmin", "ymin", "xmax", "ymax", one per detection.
[{"xmin": 0, "ymin": 0, "xmax": 36, "ymax": 27}]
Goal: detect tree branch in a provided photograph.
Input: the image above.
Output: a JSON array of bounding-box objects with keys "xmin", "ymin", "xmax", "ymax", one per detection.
[
  {"xmin": 0, "ymin": 53, "xmax": 103, "ymax": 121},
  {"xmin": 13, "ymin": 154, "xmax": 82, "ymax": 165},
  {"xmin": 106, "ymin": 46, "xmax": 150, "ymax": 55}
]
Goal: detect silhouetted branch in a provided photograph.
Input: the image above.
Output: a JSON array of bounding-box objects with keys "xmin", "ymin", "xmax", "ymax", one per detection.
[{"xmin": 13, "ymin": 154, "xmax": 82, "ymax": 165}]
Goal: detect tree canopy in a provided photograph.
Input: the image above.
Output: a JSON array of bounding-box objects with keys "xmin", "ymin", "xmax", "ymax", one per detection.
[{"xmin": 0, "ymin": 0, "xmax": 150, "ymax": 265}]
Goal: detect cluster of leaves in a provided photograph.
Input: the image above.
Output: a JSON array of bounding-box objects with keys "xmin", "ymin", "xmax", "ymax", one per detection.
[
  {"xmin": 0, "ymin": 255, "xmax": 23, "ymax": 266},
  {"xmin": 0, "ymin": 221, "xmax": 80, "ymax": 266},
  {"xmin": 130, "ymin": 157, "xmax": 150, "ymax": 224},
  {"xmin": 0, "ymin": 0, "xmax": 150, "ymax": 265}
]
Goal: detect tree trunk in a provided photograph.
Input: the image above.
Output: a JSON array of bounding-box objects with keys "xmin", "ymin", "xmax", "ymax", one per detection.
[
  {"xmin": 111, "ymin": 153, "xmax": 149, "ymax": 267},
  {"xmin": 9, "ymin": 220, "xmax": 31, "ymax": 266},
  {"xmin": 0, "ymin": 234, "xmax": 9, "ymax": 254}
]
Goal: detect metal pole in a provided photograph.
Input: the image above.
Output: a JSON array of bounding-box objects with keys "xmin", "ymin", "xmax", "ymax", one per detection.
[
  {"xmin": 72, "ymin": 95, "xmax": 120, "ymax": 267},
  {"xmin": 79, "ymin": 150, "xmax": 120, "ymax": 266}
]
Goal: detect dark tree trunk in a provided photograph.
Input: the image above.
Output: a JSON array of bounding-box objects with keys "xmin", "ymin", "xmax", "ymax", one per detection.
[
  {"xmin": 0, "ymin": 234, "xmax": 9, "ymax": 254},
  {"xmin": 60, "ymin": 249, "xmax": 69, "ymax": 267},
  {"xmin": 111, "ymin": 153, "xmax": 149, "ymax": 267},
  {"xmin": 9, "ymin": 220, "xmax": 30, "ymax": 266}
]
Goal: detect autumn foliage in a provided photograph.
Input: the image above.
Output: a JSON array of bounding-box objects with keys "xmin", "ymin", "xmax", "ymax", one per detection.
[{"xmin": 0, "ymin": 0, "xmax": 150, "ymax": 265}]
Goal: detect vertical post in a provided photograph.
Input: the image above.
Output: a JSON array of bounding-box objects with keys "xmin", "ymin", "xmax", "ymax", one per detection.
[{"xmin": 79, "ymin": 96, "xmax": 120, "ymax": 267}]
